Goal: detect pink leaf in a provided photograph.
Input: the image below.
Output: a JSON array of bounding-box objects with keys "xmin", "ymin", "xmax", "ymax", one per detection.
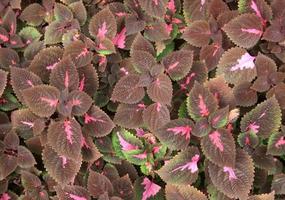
[
  {"xmin": 142, "ymin": 177, "xmax": 161, "ymax": 200},
  {"xmin": 40, "ymin": 97, "xmax": 58, "ymax": 107},
  {"xmin": 209, "ymin": 131, "xmax": 224, "ymax": 152},
  {"xmin": 230, "ymin": 52, "xmax": 255, "ymax": 71},
  {"xmin": 64, "ymin": 120, "xmax": 73, "ymax": 144},
  {"xmin": 167, "ymin": 125, "xmax": 192, "ymax": 140},
  {"xmin": 251, "ymin": 0, "xmax": 262, "ymax": 18},
  {"xmin": 172, "ymin": 154, "xmax": 200, "ymax": 173},
  {"xmin": 223, "ymin": 166, "xmax": 237, "ymax": 180},
  {"xmin": 117, "ymin": 132, "xmax": 138, "ymax": 151},
  {"xmin": 247, "ymin": 122, "xmax": 260, "ymax": 134},
  {"xmin": 198, "ymin": 94, "xmax": 209, "ymax": 117},
  {"xmin": 68, "ymin": 193, "xmax": 87, "ymax": 200},
  {"xmin": 112, "ymin": 27, "xmax": 126, "ymax": 49},
  {"xmin": 275, "ymin": 136, "xmax": 285, "ymax": 148},
  {"xmin": 97, "ymin": 22, "xmax": 107, "ymax": 40}
]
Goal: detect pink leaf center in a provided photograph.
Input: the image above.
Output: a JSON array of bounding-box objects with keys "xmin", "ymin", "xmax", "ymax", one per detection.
[
  {"xmin": 26, "ymin": 80, "xmax": 34, "ymax": 87},
  {"xmin": 250, "ymin": 0, "xmax": 266, "ymax": 25},
  {"xmin": 200, "ymin": 0, "xmax": 205, "ymax": 11},
  {"xmin": 167, "ymin": 0, "xmax": 176, "ymax": 13},
  {"xmin": 76, "ymin": 48, "xmax": 89, "ymax": 59},
  {"xmin": 133, "ymin": 151, "xmax": 147, "ymax": 159},
  {"xmin": 64, "ymin": 120, "xmax": 73, "ymax": 144},
  {"xmin": 167, "ymin": 125, "xmax": 192, "ymax": 140},
  {"xmin": 209, "ymin": 131, "xmax": 224, "ymax": 152},
  {"xmin": 81, "ymin": 136, "xmax": 90, "ymax": 149},
  {"xmin": 78, "ymin": 75, "xmax": 85, "ymax": 91},
  {"xmin": 40, "ymin": 97, "xmax": 58, "ymax": 107},
  {"xmin": 21, "ymin": 121, "xmax": 34, "ymax": 128},
  {"xmin": 64, "ymin": 71, "xmax": 69, "ymax": 88},
  {"xmin": 117, "ymin": 132, "xmax": 138, "ymax": 151},
  {"xmin": 167, "ymin": 61, "xmax": 179, "ymax": 71},
  {"xmin": 0, "ymin": 34, "xmax": 9, "ymax": 42},
  {"xmin": 241, "ymin": 28, "xmax": 262, "ymax": 35},
  {"xmin": 135, "ymin": 128, "xmax": 145, "ymax": 137},
  {"xmin": 84, "ymin": 113, "xmax": 105, "ymax": 124},
  {"xmin": 113, "ymin": 27, "xmax": 126, "ymax": 49},
  {"xmin": 172, "ymin": 154, "xmax": 200, "ymax": 173},
  {"xmin": 275, "ymin": 136, "xmax": 285, "ymax": 148},
  {"xmin": 60, "ymin": 156, "xmax": 67, "ymax": 168},
  {"xmin": 198, "ymin": 94, "xmax": 209, "ymax": 117},
  {"xmin": 120, "ymin": 67, "xmax": 129, "ymax": 75},
  {"xmin": 68, "ymin": 193, "xmax": 87, "ymax": 200},
  {"xmin": 97, "ymin": 22, "xmax": 107, "ymax": 40},
  {"xmin": 46, "ymin": 60, "xmax": 60, "ymax": 70},
  {"xmin": 230, "ymin": 52, "xmax": 255, "ymax": 71},
  {"xmin": 99, "ymin": 55, "xmax": 107, "ymax": 66},
  {"xmin": 180, "ymin": 73, "xmax": 196, "ymax": 90},
  {"xmin": 142, "ymin": 177, "xmax": 161, "ymax": 200},
  {"xmin": 223, "ymin": 166, "xmax": 237, "ymax": 180},
  {"xmin": 115, "ymin": 12, "xmax": 128, "ymax": 17},
  {"xmin": 156, "ymin": 103, "xmax": 162, "ymax": 112},
  {"xmin": 247, "ymin": 122, "xmax": 259, "ymax": 134}
]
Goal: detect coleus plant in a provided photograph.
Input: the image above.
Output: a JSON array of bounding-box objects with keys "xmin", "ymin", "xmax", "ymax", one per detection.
[{"xmin": 1, "ymin": 0, "xmax": 285, "ymax": 199}]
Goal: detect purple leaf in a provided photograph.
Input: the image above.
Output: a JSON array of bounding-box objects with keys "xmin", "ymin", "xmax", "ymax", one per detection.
[
  {"xmin": 141, "ymin": 177, "xmax": 161, "ymax": 200},
  {"xmin": 172, "ymin": 154, "xmax": 199, "ymax": 173}
]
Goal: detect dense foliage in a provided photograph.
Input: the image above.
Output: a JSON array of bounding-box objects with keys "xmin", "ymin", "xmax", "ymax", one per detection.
[{"xmin": 0, "ymin": 0, "xmax": 285, "ymax": 199}]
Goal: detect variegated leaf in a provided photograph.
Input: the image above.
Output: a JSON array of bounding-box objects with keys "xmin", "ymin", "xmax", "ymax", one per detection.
[
  {"xmin": 240, "ymin": 97, "xmax": 282, "ymax": 138},
  {"xmin": 267, "ymin": 126, "xmax": 285, "ymax": 155},
  {"xmin": 131, "ymin": 50, "xmax": 156, "ymax": 73},
  {"xmin": 10, "ymin": 67, "xmax": 42, "ymax": 104},
  {"xmin": 155, "ymin": 118, "xmax": 194, "ymax": 150},
  {"xmin": 22, "ymin": 85, "xmax": 60, "ymax": 117},
  {"xmin": 208, "ymin": 106, "xmax": 229, "ymax": 129},
  {"xmin": 130, "ymin": 33, "xmax": 155, "ymax": 56},
  {"xmin": 201, "ymin": 128, "xmax": 236, "ymax": 167},
  {"xmin": 165, "ymin": 184, "xmax": 208, "ymax": 200},
  {"xmin": 47, "ymin": 118, "xmax": 82, "ymax": 159},
  {"xmin": 0, "ymin": 69, "xmax": 8, "ymax": 97},
  {"xmin": 138, "ymin": 0, "xmax": 168, "ymax": 19},
  {"xmin": 208, "ymin": 148, "xmax": 254, "ymax": 200},
  {"xmin": 157, "ymin": 146, "xmax": 200, "ymax": 185},
  {"xmin": 200, "ymin": 43, "xmax": 224, "ymax": 71},
  {"xmin": 77, "ymin": 64, "xmax": 99, "ymax": 96},
  {"xmin": 183, "ymin": 0, "xmax": 209, "ymax": 24},
  {"xmin": 217, "ymin": 47, "xmax": 257, "ymax": 85},
  {"xmin": 133, "ymin": 177, "xmax": 163, "ymax": 200},
  {"xmin": 222, "ymin": 14, "xmax": 263, "ymax": 48},
  {"xmin": 187, "ymin": 81, "xmax": 218, "ymax": 121}
]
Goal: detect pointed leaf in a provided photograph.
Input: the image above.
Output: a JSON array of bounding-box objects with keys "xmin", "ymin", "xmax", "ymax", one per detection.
[
  {"xmin": 208, "ymin": 106, "xmax": 229, "ymax": 129},
  {"xmin": 89, "ymin": 7, "xmax": 117, "ymax": 40},
  {"xmin": 22, "ymin": 85, "xmax": 60, "ymax": 117},
  {"xmin": 134, "ymin": 177, "xmax": 164, "ymax": 200},
  {"xmin": 84, "ymin": 105, "xmax": 115, "ymax": 137},
  {"xmin": 222, "ymin": 13, "xmax": 263, "ymax": 48},
  {"xmin": 208, "ymin": 148, "xmax": 255, "ymax": 200},
  {"xmin": 21, "ymin": 171, "xmax": 41, "ymax": 190},
  {"xmin": 200, "ymin": 43, "xmax": 224, "ymax": 71},
  {"xmin": 130, "ymin": 33, "xmax": 155, "ymax": 56},
  {"xmin": 0, "ymin": 69, "xmax": 7, "ymax": 97},
  {"xmin": 217, "ymin": 47, "xmax": 257, "ymax": 85},
  {"xmin": 81, "ymin": 131, "xmax": 102, "ymax": 162},
  {"xmin": 155, "ymin": 118, "xmax": 194, "ymax": 150},
  {"xmin": 77, "ymin": 64, "xmax": 99, "ymax": 96},
  {"xmin": 141, "ymin": 177, "xmax": 161, "ymax": 200},
  {"xmin": 87, "ymin": 171, "xmax": 114, "ymax": 198},
  {"xmin": 113, "ymin": 103, "xmax": 144, "ymax": 129},
  {"xmin": 192, "ymin": 118, "xmax": 212, "ymax": 137},
  {"xmin": 201, "ymin": 128, "xmax": 236, "ymax": 167},
  {"xmin": 10, "ymin": 67, "xmax": 43, "ymax": 104},
  {"xmin": 42, "ymin": 145, "xmax": 82, "ymax": 185},
  {"xmin": 28, "ymin": 46, "xmax": 63, "ymax": 82},
  {"xmin": 147, "ymin": 74, "xmax": 173, "ymax": 105},
  {"xmin": 182, "ymin": 20, "xmax": 211, "ymax": 47},
  {"xmin": 68, "ymin": 90, "xmax": 92, "ymax": 116},
  {"xmin": 165, "ymin": 184, "xmax": 208, "ymax": 200},
  {"xmin": 143, "ymin": 103, "xmax": 170, "ymax": 131},
  {"xmin": 157, "ymin": 146, "xmax": 200, "ymax": 185},
  {"xmin": 111, "ymin": 74, "xmax": 145, "ymax": 104},
  {"xmin": 187, "ymin": 82, "xmax": 218, "ymax": 121},
  {"xmin": 162, "ymin": 50, "xmax": 193, "ymax": 80},
  {"xmin": 233, "ymin": 82, "xmax": 258, "ymax": 107},
  {"xmin": 47, "ymin": 118, "xmax": 82, "ymax": 159},
  {"xmin": 240, "ymin": 97, "xmax": 282, "ymax": 138}
]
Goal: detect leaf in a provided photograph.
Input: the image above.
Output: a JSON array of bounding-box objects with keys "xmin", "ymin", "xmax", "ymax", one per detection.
[
  {"xmin": 84, "ymin": 105, "xmax": 115, "ymax": 137},
  {"xmin": 267, "ymin": 126, "xmax": 285, "ymax": 155},
  {"xmin": 21, "ymin": 171, "xmax": 41, "ymax": 190},
  {"xmin": 157, "ymin": 146, "xmax": 200, "ymax": 185},
  {"xmin": 143, "ymin": 103, "xmax": 170, "ymax": 132},
  {"xmin": 125, "ymin": 14, "xmax": 145, "ymax": 35},
  {"xmin": 208, "ymin": 106, "xmax": 229, "ymax": 129},
  {"xmin": 18, "ymin": 27, "xmax": 42, "ymax": 43},
  {"xmin": 17, "ymin": 146, "xmax": 36, "ymax": 168},
  {"xmin": 247, "ymin": 191, "xmax": 275, "ymax": 200},
  {"xmin": 182, "ymin": 20, "xmax": 211, "ymax": 47},
  {"xmin": 147, "ymin": 74, "xmax": 173, "ymax": 105},
  {"xmin": 237, "ymin": 131, "xmax": 259, "ymax": 148},
  {"xmin": 201, "ymin": 128, "xmax": 236, "ymax": 167},
  {"xmin": 165, "ymin": 184, "xmax": 208, "ymax": 200},
  {"xmin": 187, "ymin": 81, "xmax": 218, "ymax": 121},
  {"xmin": 69, "ymin": 1, "xmax": 87, "ymax": 25},
  {"xmin": 81, "ymin": 131, "xmax": 102, "ymax": 162},
  {"xmin": 208, "ymin": 148, "xmax": 255, "ymax": 200},
  {"xmin": 130, "ymin": 33, "xmax": 155, "ymax": 56},
  {"xmin": 0, "ymin": 48, "xmax": 19, "ymax": 70},
  {"xmin": 217, "ymin": 47, "xmax": 257, "ymax": 85},
  {"xmin": 192, "ymin": 118, "xmax": 212, "ymax": 137},
  {"xmin": 144, "ymin": 22, "xmax": 170, "ymax": 42},
  {"xmin": 183, "ymin": 0, "xmax": 209, "ymax": 24},
  {"xmin": 77, "ymin": 64, "xmax": 99, "ymax": 96},
  {"xmin": 87, "ymin": 171, "xmax": 114, "ymax": 198},
  {"xmin": 42, "ymin": 145, "xmax": 82, "ymax": 185},
  {"xmin": 2, "ymin": 8, "xmax": 16, "ymax": 35},
  {"xmin": 131, "ymin": 50, "xmax": 156, "ymax": 73},
  {"xmin": 10, "ymin": 67, "xmax": 43, "ymax": 104},
  {"xmin": 272, "ymin": 173, "xmax": 285, "ymax": 195},
  {"xmin": 89, "ymin": 7, "xmax": 117, "ymax": 40},
  {"xmin": 111, "ymin": 74, "xmax": 145, "ymax": 104},
  {"xmin": 155, "ymin": 118, "xmax": 194, "ymax": 150},
  {"xmin": 240, "ymin": 97, "xmax": 282, "ymax": 138},
  {"xmin": 19, "ymin": 3, "xmax": 45, "ymax": 26},
  {"xmin": 162, "ymin": 50, "xmax": 193, "ymax": 81},
  {"xmin": 138, "ymin": 0, "xmax": 167, "ymax": 18},
  {"xmin": 49, "ymin": 56, "xmax": 79, "ymax": 91},
  {"xmin": 54, "ymin": 3, "xmax": 73, "ymax": 22},
  {"xmin": 208, "ymin": 0, "xmax": 229, "ymax": 19},
  {"xmin": 200, "ymin": 43, "xmax": 224, "ymax": 72},
  {"xmin": 67, "ymin": 90, "xmax": 92, "ymax": 116},
  {"xmin": 29, "ymin": 46, "xmax": 63, "ymax": 83},
  {"xmin": 55, "ymin": 185, "xmax": 91, "ymax": 200},
  {"xmin": 141, "ymin": 177, "xmax": 161, "ymax": 200},
  {"xmin": 251, "ymin": 146, "xmax": 276, "ymax": 171},
  {"xmin": 47, "ymin": 118, "xmax": 82, "ymax": 159},
  {"xmin": 262, "ymin": 23, "xmax": 284, "ymax": 42},
  {"xmin": 134, "ymin": 177, "xmax": 164, "ymax": 200},
  {"xmin": 112, "ymin": 175, "xmax": 134, "ymax": 199},
  {"xmin": 22, "ymin": 85, "xmax": 60, "ymax": 117},
  {"xmin": 63, "ymin": 40, "xmax": 93, "ymax": 68},
  {"xmin": 0, "ymin": 69, "xmax": 7, "ymax": 97},
  {"xmin": 233, "ymin": 82, "xmax": 258, "ymax": 107},
  {"xmin": 113, "ymin": 103, "xmax": 144, "ymax": 129},
  {"xmin": 222, "ymin": 13, "xmax": 263, "ymax": 48}
]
